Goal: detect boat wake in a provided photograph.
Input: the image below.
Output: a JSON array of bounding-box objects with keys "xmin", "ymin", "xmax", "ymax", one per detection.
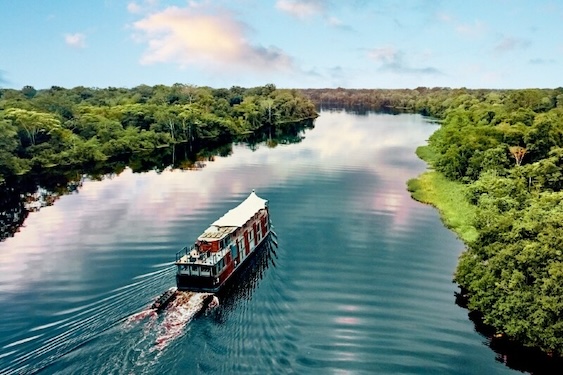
[
  {"xmin": 124, "ymin": 291, "xmax": 219, "ymax": 351},
  {"xmin": 0, "ymin": 267, "xmax": 175, "ymax": 375}
]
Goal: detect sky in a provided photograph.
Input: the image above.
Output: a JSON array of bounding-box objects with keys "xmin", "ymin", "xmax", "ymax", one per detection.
[{"xmin": 0, "ymin": 0, "xmax": 562, "ymax": 90}]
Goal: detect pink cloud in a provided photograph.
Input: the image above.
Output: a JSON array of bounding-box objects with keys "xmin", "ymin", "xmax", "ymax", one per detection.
[{"xmin": 132, "ymin": 5, "xmax": 294, "ymax": 73}]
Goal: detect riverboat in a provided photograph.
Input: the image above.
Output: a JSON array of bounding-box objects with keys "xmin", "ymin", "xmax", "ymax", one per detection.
[{"xmin": 175, "ymin": 190, "xmax": 272, "ymax": 292}]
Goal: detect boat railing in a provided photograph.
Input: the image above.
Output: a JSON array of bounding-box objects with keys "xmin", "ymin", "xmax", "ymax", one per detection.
[{"xmin": 176, "ymin": 245, "xmax": 195, "ymax": 262}]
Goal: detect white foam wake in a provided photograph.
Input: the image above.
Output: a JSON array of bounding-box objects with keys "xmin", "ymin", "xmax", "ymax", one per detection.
[{"xmin": 153, "ymin": 291, "xmax": 218, "ymax": 350}]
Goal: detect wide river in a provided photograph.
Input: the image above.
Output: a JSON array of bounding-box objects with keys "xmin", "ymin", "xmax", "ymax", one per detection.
[{"xmin": 0, "ymin": 111, "xmax": 517, "ymax": 374}]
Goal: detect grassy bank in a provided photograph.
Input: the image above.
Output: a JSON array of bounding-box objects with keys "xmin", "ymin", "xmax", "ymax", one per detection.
[{"xmin": 407, "ymin": 146, "xmax": 478, "ymax": 244}]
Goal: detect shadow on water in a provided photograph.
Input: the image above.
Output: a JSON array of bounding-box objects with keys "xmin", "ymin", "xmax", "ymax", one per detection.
[
  {"xmin": 455, "ymin": 289, "xmax": 563, "ymax": 374},
  {"xmin": 214, "ymin": 235, "xmax": 278, "ymax": 315}
]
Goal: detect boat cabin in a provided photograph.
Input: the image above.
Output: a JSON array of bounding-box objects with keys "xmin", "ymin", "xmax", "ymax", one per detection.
[{"xmin": 175, "ymin": 191, "xmax": 270, "ymax": 292}]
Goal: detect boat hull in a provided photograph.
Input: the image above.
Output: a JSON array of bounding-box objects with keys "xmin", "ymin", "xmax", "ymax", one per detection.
[{"xmin": 176, "ymin": 234, "xmax": 272, "ymax": 293}]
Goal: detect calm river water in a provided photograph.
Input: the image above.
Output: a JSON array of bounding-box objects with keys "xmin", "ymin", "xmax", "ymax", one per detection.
[{"xmin": 0, "ymin": 111, "xmax": 517, "ymax": 374}]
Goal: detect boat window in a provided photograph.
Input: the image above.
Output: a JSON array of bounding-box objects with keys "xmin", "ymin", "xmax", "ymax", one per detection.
[
  {"xmin": 200, "ymin": 267, "xmax": 211, "ymax": 276},
  {"xmin": 230, "ymin": 243, "xmax": 238, "ymax": 260}
]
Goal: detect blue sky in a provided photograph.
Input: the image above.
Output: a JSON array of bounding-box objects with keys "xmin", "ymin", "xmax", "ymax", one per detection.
[{"xmin": 0, "ymin": 0, "xmax": 561, "ymax": 89}]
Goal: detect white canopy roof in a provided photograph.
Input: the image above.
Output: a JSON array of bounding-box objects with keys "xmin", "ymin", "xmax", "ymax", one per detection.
[{"xmin": 211, "ymin": 191, "xmax": 268, "ymax": 228}]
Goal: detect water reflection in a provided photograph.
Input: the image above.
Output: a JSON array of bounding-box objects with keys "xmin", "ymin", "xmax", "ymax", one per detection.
[
  {"xmin": 216, "ymin": 236, "xmax": 278, "ymax": 310},
  {"xmin": 0, "ymin": 110, "xmax": 528, "ymax": 374},
  {"xmin": 455, "ymin": 293, "xmax": 563, "ymax": 374},
  {"xmin": 0, "ymin": 120, "xmax": 314, "ymax": 242}
]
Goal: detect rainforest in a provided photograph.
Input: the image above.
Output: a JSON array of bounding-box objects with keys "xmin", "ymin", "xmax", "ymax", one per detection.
[{"xmin": 2, "ymin": 85, "xmax": 563, "ymax": 360}]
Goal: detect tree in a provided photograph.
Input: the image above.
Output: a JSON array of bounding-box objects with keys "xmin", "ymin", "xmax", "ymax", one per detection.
[
  {"xmin": 3, "ymin": 108, "xmax": 61, "ymax": 146},
  {"xmin": 509, "ymin": 146, "xmax": 527, "ymax": 166},
  {"xmin": 524, "ymin": 110, "xmax": 563, "ymax": 162},
  {"xmin": 21, "ymin": 85, "xmax": 37, "ymax": 99},
  {"xmin": 0, "ymin": 119, "xmax": 28, "ymax": 180}
]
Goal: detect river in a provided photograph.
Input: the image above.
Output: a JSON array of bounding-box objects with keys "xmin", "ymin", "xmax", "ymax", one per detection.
[{"xmin": 0, "ymin": 110, "xmax": 517, "ymax": 374}]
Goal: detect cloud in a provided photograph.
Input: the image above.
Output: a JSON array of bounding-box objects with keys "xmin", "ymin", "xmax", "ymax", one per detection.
[
  {"xmin": 368, "ymin": 47, "xmax": 442, "ymax": 75},
  {"xmin": 127, "ymin": 2, "xmax": 142, "ymax": 13},
  {"xmin": 275, "ymin": 0, "xmax": 326, "ymax": 19},
  {"xmin": 276, "ymin": 1, "xmax": 353, "ymax": 30},
  {"xmin": 436, "ymin": 13, "xmax": 487, "ymax": 39},
  {"xmin": 494, "ymin": 36, "xmax": 531, "ymax": 53},
  {"xmin": 127, "ymin": 0, "xmax": 159, "ymax": 14},
  {"xmin": 64, "ymin": 33, "xmax": 86, "ymax": 48},
  {"xmin": 529, "ymin": 58, "xmax": 556, "ymax": 64},
  {"xmin": 436, "ymin": 12, "xmax": 453, "ymax": 23},
  {"xmin": 326, "ymin": 15, "xmax": 353, "ymax": 31},
  {"xmin": 327, "ymin": 16, "xmax": 343, "ymax": 26},
  {"xmin": 456, "ymin": 20, "xmax": 486, "ymax": 38},
  {"xmin": 132, "ymin": 5, "xmax": 295, "ymax": 73}
]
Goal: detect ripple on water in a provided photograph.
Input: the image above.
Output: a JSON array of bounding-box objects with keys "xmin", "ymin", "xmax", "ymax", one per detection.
[{"xmin": 0, "ymin": 112, "xmax": 517, "ymax": 375}]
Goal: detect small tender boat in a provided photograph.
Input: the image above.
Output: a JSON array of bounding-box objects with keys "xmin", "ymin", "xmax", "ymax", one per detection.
[
  {"xmin": 151, "ymin": 287, "xmax": 177, "ymax": 311},
  {"xmin": 175, "ymin": 190, "xmax": 271, "ymax": 292}
]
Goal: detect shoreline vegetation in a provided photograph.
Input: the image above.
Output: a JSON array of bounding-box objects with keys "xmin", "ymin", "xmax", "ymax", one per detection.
[
  {"xmin": 2, "ymin": 85, "xmax": 563, "ymax": 363},
  {"xmin": 301, "ymin": 88, "xmax": 563, "ymax": 364},
  {"xmin": 0, "ymin": 83, "xmax": 317, "ymax": 241},
  {"xmin": 0, "ymin": 83, "xmax": 317, "ymax": 185},
  {"xmin": 407, "ymin": 145, "xmax": 478, "ymax": 244}
]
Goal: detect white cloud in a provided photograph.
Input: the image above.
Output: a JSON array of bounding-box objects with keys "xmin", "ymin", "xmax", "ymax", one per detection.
[
  {"xmin": 64, "ymin": 33, "xmax": 86, "ymax": 48},
  {"xmin": 436, "ymin": 12, "xmax": 453, "ymax": 23},
  {"xmin": 455, "ymin": 20, "xmax": 486, "ymax": 38},
  {"xmin": 132, "ymin": 5, "xmax": 295, "ymax": 73},
  {"xmin": 437, "ymin": 12, "xmax": 487, "ymax": 39},
  {"xmin": 529, "ymin": 58, "xmax": 556, "ymax": 65},
  {"xmin": 368, "ymin": 46, "xmax": 399, "ymax": 64},
  {"xmin": 368, "ymin": 46, "xmax": 442, "ymax": 75},
  {"xmin": 275, "ymin": 0, "xmax": 326, "ymax": 19},
  {"xmin": 127, "ymin": 2, "xmax": 142, "ymax": 14},
  {"xmin": 494, "ymin": 36, "xmax": 531, "ymax": 53},
  {"xmin": 127, "ymin": 0, "xmax": 159, "ymax": 14},
  {"xmin": 327, "ymin": 16, "xmax": 343, "ymax": 26}
]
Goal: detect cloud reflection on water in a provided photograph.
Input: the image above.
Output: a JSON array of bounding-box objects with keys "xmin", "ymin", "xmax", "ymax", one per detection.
[{"xmin": 0, "ymin": 111, "xmax": 437, "ymax": 295}]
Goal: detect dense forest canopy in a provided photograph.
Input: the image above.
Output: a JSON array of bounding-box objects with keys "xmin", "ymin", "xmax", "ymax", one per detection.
[
  {"xmin": 3, "ymin": 84, "xmax": 563, "ymax": 356},
  {"xmin": 0, "ymin": 83, "xmax": 317, "ymax": 184}
]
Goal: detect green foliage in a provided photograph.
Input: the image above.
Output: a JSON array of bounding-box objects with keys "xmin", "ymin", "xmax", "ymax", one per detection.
[
  {"xmin": 0, "ymin": 84, "xmax": 318, "ymax": 182},
  {"xmin": 320, "ymin": 86, "xmax": 563, "ymax": 353},
  {"xmin": 455, "ymin": 191, "xmax": 563, "ymax": 352},
  {"xmin": 407, "ymin": 171, "xmax": 478, "ymax": 243},
  {"xmin": 391, "ymin": 87, "xmax": 563, "ymax": 354}
]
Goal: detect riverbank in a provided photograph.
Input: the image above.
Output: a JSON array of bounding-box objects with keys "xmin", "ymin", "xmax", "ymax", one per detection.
[
  {"xmin": 407, "ymin": 145, "xmax": 478, "ymax": 244},
  {"xmin": 408, "ymin": 143, "xmax": 563, "ymax": 369}
]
